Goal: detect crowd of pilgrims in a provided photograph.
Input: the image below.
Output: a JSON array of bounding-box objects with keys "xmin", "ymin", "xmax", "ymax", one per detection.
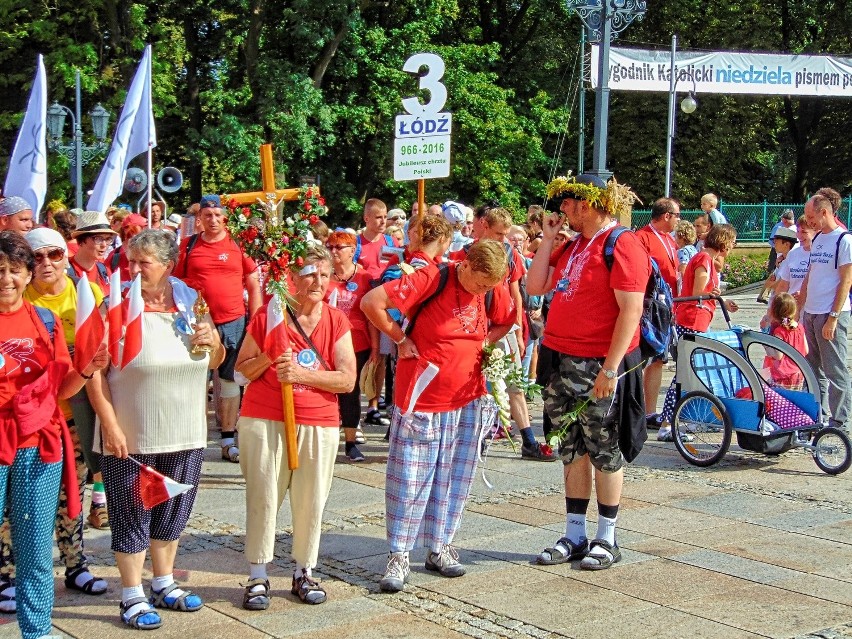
[{"xmin": 0, "ymin": 178, "xmax": 848, "ymax": 636}]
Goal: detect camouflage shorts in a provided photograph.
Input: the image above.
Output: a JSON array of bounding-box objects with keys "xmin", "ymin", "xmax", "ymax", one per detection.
[{"xmin": 543, "ymin": 354, "xmax": 623, "ymax": 472}]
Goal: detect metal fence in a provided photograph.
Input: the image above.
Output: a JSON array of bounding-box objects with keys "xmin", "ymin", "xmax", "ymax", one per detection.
[{"xmin": 630, "ymin": 196, "xmax": 852, "ymax": 243}]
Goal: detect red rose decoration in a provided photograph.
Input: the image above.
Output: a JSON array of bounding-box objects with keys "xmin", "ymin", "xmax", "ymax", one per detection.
[
  {"xmin": 229, "ymin": 199, "xmax": 238, "ymax": 209},
  {"xmin": 318, "ymin": 197, "xmax": 326, "ymax": 206},
  {"xmin": 282, "ymin": 235, "xmax": 290, "ymax": 244},
  {"xmin": 309, "ymin": 215, "xmax": 319, "ymax": 225},
  {"xmin": 306, "ymin": 188, "xmax": 313, "ymax": 197},
  {"xmin": 242, "ymin": 207, "xmax": 250, "ymax": 215},
  {"xmin": 296, "ymin": 257, "xmax": 304, "ymax": 267},
  {"xmin": 304, "ymin": 202, "xmax": 312, "ymax": 212}
]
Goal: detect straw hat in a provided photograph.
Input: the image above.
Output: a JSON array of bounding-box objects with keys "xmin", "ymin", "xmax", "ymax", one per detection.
[{"xmin": 72, "ymin": 210, "xmax": 118, "ymax": 238}]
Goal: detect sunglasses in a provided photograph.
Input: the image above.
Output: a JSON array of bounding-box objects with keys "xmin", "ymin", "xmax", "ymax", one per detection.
[
  {"xmin": 326, "ymin": 244, "xmax": 353, "ymax": 251},
  {"xmin": 34, "ymin": 248, "xmax": 65, "ymax": 263}
]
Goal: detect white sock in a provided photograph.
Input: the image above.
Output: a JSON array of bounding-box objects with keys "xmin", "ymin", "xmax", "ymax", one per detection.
[
  {"xmin": 151, "ymin": 574, "xmax": 174, "ymax": 593},
  {"xmin": 221, "ymin": 437, "xmax": 236, "ymax": 448},
  {"xmin": 596, "ymin": 515, "xmax": 617, "ymax": 546},
  {"xmin": 72, "ymin": 568, "xmax": 106, "ymax": 593},
  {"xmin": 294, "ymin": 563, "xmax": 311, "ymax": 579},
  {"xmin": 249, "ymin": 563, "xmax": 267, "ymax": 581},
  {"xmin": 121, "ymin": 585, "xmax": 149, "ymax": 619},
  {"xmin": 566, "ymin": 514, "xmax": 587, "ymax": 545}
]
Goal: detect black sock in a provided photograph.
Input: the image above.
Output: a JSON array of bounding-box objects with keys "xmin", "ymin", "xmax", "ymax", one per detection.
[
  {"xmin": 597, "ymin": 502, "xmax": 619, "ymax": 519},
  {"xmin": 221, "ymin": 431, "xmax": 235, "ymax": 440},
  {"xmin": 345, "ymin": 441, "xmax": 356, "ymax": 453},
  {"xmin": 520, "ymin": 428, "xmax": 537, "ymax": 447},
  {"xmin": 566, "ymin": 497, "xmax": 590, "ymax": 515}
]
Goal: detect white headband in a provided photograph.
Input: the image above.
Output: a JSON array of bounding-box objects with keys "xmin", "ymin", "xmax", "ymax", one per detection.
[{"xmin": 298, "ymin": 264, "xmax": 318, "ymax": 276}]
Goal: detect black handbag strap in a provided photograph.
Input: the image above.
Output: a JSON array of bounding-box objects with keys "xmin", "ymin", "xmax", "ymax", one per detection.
[{"xmin": 286, "ymin": 306, "xmax": 331, "ymax": 370}]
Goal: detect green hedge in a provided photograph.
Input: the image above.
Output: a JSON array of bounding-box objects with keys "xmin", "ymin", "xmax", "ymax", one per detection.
[{"xmin": 723, "ymin": 254, "xmax": 767, "ymax": 289}]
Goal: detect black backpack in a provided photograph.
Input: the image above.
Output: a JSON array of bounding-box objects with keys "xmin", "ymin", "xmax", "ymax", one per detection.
[{"xmin": 604, "ymin": 227, "xmax": 675, "ymax": 360}]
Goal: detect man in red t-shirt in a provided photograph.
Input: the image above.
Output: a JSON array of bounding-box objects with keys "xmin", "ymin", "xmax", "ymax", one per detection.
[
  {"xmin": 69, "ymin": 210, "xmax": 116, "ymax": 297},
  {"xmin": 173, "ymin": 194, "xmax": 262, "ymax": 462},
  {"xmin": 361, "ymin": 240, "xmax": 514, "ymax": 592},
  {"xmin": 527, "ymin": 174, "xmax": 650, "ymax": 572},
  {"xmin": 635, "ymin": 197, "xmax": 680, "ymax": 427}
]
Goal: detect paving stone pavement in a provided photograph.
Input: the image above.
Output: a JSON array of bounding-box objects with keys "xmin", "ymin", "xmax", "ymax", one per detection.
[{"xmin": 3, "ymin": 283, "xmax": 851, "ymax": 638}]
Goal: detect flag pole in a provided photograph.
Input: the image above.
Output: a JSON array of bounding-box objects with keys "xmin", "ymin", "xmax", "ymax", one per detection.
[{"xmin": 146, "ymin": 44, "xmax": 154, "ymax": 228}]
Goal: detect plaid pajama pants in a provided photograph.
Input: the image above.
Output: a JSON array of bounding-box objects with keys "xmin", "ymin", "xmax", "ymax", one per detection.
[{"xmin": 386, "ymin": 397, "xmax": 490, "ymax": 554}]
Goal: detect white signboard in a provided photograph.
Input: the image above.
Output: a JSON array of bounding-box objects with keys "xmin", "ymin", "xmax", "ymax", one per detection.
[
  {"xmin": 394, "ymin": 53, "xmax": 452, "ymax": 181},
  {"xmin": 591, "ymin": 45, "xmax": 852, "ymax": 97}
]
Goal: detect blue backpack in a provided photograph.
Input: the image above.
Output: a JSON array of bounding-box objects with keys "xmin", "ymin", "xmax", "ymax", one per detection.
[{"xmin": 604, "ymin": 227, "xmax": 675, "ymax": 360}]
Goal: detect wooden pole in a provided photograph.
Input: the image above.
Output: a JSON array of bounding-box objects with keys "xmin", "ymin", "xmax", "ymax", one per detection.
[
  {"xmin": 417, "ymin": 178, "xmax": 426, "ymax": 218},
  {"xmin": 280, "ymin": 383, "xmax": 299, "ymax": 470}
]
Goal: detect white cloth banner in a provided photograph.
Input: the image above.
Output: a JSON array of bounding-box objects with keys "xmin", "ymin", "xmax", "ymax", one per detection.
[
  {"xmin": 87, "ymin": 45, "xmax": 156, "ymax": 213},
  {"xmin": 4, "ymin": 55, "xmax": 48, "ymax": 221},
  {"xmin": 591, "ymin": 45, "xmax": 852, "ymax": 97}
]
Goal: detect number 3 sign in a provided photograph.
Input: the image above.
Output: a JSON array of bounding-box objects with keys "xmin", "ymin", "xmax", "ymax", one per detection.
[{"xmin": 394, "ymin": 53, "xmax": 453, "ymax": 182}]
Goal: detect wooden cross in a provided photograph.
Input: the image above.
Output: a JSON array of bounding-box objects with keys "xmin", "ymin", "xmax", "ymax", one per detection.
[{"xmin": 221, "ymin": 143, "xmax": 311, "ymax": 205}]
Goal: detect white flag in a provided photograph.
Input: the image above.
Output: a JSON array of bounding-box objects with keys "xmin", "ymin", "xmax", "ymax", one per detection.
[
  {"xmin": 87, "ymin": 45, "xmax": 156, "ymax": 213},
  {"xmin": 4, "ymin": 55, "xmax": 47, "ymax": 222}
]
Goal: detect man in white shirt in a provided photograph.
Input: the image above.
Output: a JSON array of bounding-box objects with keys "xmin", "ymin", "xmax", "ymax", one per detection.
[{"xmin": 798, "ymin": 194, "xmax": 852, "ymax": 433}]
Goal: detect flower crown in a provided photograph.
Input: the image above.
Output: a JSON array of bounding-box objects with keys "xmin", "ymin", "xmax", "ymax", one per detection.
[{"xmin": 546, "ymin": 173, "xmax": 642, "ymax": 219}]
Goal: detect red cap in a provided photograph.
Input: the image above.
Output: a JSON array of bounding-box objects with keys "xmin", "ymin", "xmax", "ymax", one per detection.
[{"xmin": 123, "ymin": 214, "xmax": 148, "ymax": 229}]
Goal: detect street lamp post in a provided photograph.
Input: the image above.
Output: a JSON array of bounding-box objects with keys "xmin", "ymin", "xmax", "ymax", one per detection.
[
  {"xmin": 46, "ymin": 70, "xmax": 110, "ymax": 210},
  {"xmin": 566, "ymin": 0, "xmax": 646, "ymax": 181},
  {"xmin": 664, "ymin": 34, "xmax": 699, "ymax": 197}
]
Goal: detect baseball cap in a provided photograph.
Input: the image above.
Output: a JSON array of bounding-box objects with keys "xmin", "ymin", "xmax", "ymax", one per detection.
[{"xmin": 199, "ymin": 194, "xmax": 221, "ymax": 209}]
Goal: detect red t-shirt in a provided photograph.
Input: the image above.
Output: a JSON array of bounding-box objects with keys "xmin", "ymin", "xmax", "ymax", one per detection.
[
  {"xmin": 357, "ymin": 233, "xmax": 400, "ymax": 279},
  {"xmin": 635, "ymin": 224, "xmax": 679, "ymax": 292},
  {"xmin": 0, "ymin": 303, "xmax": 71, "ymax": 457},
  {"xmin": 384, "ymin": 263, "xmax": 515, "ymax": 412},
  {"xmin": 69, "ymin": 257, "xmax": 111, "ymax": 297},
  {"xmin": 241, "ymin": 304, "xmax": 351, "ymax": 426},
  {"xmin": 543, "ymin": 226, "xmax": 650, "ymax": 358},
  {"xmin": 674, "ymin": 251, "xmax": 718, "ymax": 331},
  {"xmin": 173, "ymin": 233, "xmax": 258, "ymax": 324},
  {"xmin": 766, "ymin": 323, "xmax": 807, "ymax": 387},
  {"xmin": 448, "ymin": 241, "xmax": 525, "ymax": 286},
  {"xmin": 325, "ymin": 266, "xmax": 374, "ymax": 353}
]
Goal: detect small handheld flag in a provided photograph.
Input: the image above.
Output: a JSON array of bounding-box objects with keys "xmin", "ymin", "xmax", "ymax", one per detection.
[
  {"xmin": 74, "ymin": 273, "xmax": 106, "ymax": 373},
  {"xmin": 122, "ymin": 275, "xmax": 144, "ymax": 368},
  {"xmin": 128, "ymin": 457, "xmax": 194, "ymax": 510},
  {"xmin": 107, "ymin": 270, "xmax": 122, "ymax": 366}
]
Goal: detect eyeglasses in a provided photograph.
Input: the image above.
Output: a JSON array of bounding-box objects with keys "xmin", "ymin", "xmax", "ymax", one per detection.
[
  {"xmin": 389, "ymin": 216, "xmax": 406, "ymax": 223},
  {"xmin": 88, "ymin": 235, "xmax": 114, "ymax": 245},
  {"xmin": 326, "ymin": 244, "xmax": 353, "ymax": 251},
  {"xmin": 34, "ymin": 248, "xmax": 65, "ymax": 263}
]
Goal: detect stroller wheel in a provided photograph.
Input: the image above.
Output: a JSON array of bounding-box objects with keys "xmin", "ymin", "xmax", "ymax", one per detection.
[
  {"xmin": 812, "ymin": 427, "xmax": 852, "ymax": 475},
  {"xmin": 672, "ymin": 391, "xmax": 732, "ymax": 467}
]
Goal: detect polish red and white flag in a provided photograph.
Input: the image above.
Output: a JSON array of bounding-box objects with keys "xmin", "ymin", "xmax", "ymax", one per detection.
[
  {"xmin": 73, "ymin": 273, "xmax": 105, "ymax": 373},
  {"xmin": 107, "ymin": 270, "xmax": 122, "ymax": 366},
  {"xmin": 400, "ymin": 359, "xmax": 440, "ymax": 417},
  {"xmin": 264, "ymin": 293, "xmax": 290, "ymax": 360},
  {"xmin": 121, "ymin": 274, "xmax": 144, "ymax": 368},
  {"xmin": 133, "ymin": 460, "xmax": 194, "ymax": 509}
]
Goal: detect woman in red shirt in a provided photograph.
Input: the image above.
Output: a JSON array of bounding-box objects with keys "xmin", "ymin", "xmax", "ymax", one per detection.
[
  {"xmin": 658, "ymin": 224, "xmax": 739, "ymax": 440},
  {"xmin": 235, "ymin": 245, "xmax": 356, "ymax": 608},
  {"xmin": 361, "ymin": 240, "xmax": 515, "ymax": 593},
  {"xmin": 324, "ymin": 231, "xmax": 378, "ymax": 461},
  {"xmin": 0, "ymin": 231, "xmax": 107, "ymax": 639}
]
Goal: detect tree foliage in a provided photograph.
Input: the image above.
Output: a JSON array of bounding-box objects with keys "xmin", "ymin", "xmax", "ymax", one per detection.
[{"xmin": 0, "ymin": 0, "xmax": 850, "ymax": 226}]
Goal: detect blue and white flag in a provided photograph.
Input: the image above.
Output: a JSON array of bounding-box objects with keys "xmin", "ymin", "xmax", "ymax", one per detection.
[
  {"xmin": 87, "ymin": 45, "xmax": 156, "ymax": 213},
  {"xmin": 4, "ymin": 55, "xmax": 47, "ymax": 222}
]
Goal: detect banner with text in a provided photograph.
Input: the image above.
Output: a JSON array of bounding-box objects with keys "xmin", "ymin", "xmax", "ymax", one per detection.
[{"xmin": 591, "ymin": 46, "xmax": 852, "ymax": 97}]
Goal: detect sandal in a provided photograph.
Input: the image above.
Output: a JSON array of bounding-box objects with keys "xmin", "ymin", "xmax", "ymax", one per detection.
[
  {"xmin": 120, "ymin": 596, "xmax": 162, "ymax": 630},
  {"xmin": 221, "ymin": 444, "xmax": 239, "ymax": 463},
  {"xmin": 149, "ymin": 582, "xmax": 203, "ymax": 612},
  {"xmin": 242, "ymin": 578, "xmax": 271, "ymax": 611},
  {"xmin": 0, "ymin": 579, "xmax": 15, "ymax": 614},
  {"xmin": 290, "ymin": 573, "xmax": 326, "ymax": 605},
  {"xmin": 87, "ymin": 504, "xmax": 110, "ymax": 530},
  {"xmin": 65, "ymin": 566, "xmax": 108, "ymax": 595},
  {"xmin": 537, "ymin": 537, "xmax": 589, "ymax": 565},
  {"xmin": 579, "ymin": 539, "xmax": 622, "ymax": 571}
]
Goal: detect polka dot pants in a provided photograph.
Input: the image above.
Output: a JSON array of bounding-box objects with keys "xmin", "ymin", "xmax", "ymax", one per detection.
[
  {"xmin": 0, "ymin": 447, "xmax": 62, "ymax": 639},
  {"xmin": 101, "ymin": 449, "xmax": 203, "ymax": 554}
]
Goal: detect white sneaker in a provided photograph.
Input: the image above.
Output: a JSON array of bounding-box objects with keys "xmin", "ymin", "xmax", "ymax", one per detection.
[
  {"xmin": 657, "ymin": 426, "xmax": 673, "ymax": 442},
  {"xmin": 379, "ymin": 553, "xmax": 409, "ymax": 592},
  {"xmin": 355, "ymin": 427, "xmax": 366, "ymax": 444}
]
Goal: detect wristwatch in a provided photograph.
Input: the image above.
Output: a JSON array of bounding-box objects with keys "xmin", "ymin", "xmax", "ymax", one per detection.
[
  {"xmin": 602, "ymin": 368, "xmax": 617, "ymax": 380},
  {"xmin": 829, "ymin": 311, "xmax": 841, "ymax": 318}
]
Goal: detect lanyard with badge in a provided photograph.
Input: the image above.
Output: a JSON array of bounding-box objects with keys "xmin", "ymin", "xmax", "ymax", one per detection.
[
  {"xmin": 650, "ymin": 225, "xmax": 679, "ymax": 286},
  {"xmin": 556, "ymin": 221, "xmax": 617, "ymax": 292}
]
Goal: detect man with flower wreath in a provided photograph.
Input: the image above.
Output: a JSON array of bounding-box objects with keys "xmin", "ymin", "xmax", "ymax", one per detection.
[
  {"xmin": 526, "ymin": 173, "xmax": 650, "ymax": 570},
  {"xmin": 173, "ymin": 194, "xmax": 263, "ymax": 463},
  {"xmin": 361, "ymin": 240, "xmax": 515, "ymax": 592}
]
